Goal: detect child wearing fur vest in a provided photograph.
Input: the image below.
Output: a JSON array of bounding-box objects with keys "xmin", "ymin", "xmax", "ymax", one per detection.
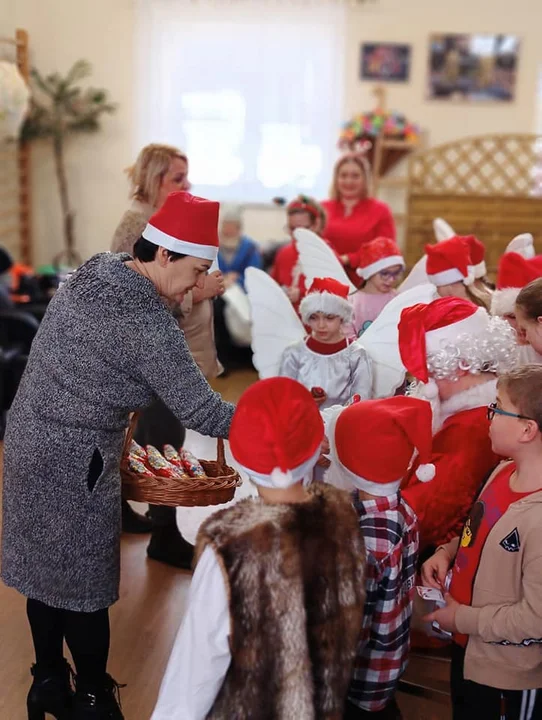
[
  {"xmin": 422, "ymin": 365, "xmax": 542, "ymax": 720},
  {"xmin": 151, "ymin": 378, "xmax": 366, "ymax": 720},
  {"xmin": 324, "ymin": 396, "xmax": 429, "ymax": 719}
]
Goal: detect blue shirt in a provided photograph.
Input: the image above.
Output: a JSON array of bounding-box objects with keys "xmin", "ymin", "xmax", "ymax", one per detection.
[{"xmin": 217, "ymin": 236, "xmax": 262, "ymax": 290}]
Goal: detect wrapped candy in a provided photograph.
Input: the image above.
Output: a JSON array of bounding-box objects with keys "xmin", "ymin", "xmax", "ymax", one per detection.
[
  {"xmin": 128, "ymin": 455, "xmax": 155, "ymax": 478},
  {"xmin": 311, "ymin": 386, "xmax": 327, "ymax": 408},
  {"xmin": 163, "ymin": 444, "xmax": 183, "ymax": 467},
  {"xmin": 179, "ymin": 448, "xmax": 207, "ymax": 479},
  {"xmin": 145, "ymin": 445, "xmax": 185, "ymax": 479},
  {"xmin": 163, "ymin": 445, "xmax": 190, "ymax": 478},
  {"xmin": 129, "ymin": 440, "xmax": 147, "ymax": 460}
]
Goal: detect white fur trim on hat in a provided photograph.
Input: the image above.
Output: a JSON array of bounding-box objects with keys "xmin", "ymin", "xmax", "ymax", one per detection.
[
  {"xmin": 143, "ymin": 223, "xmax": 218, "ymax": 261},
  {"xmin": 473, "ymin": 260, "xmax": 487, "ymax": 279},
  {"xmin": 239, "ymin": 448, "xmax": 321, "ymax": 489},
  {"xmin": 299, "ymin": 292, "xmax": 353, "ymax": 324},
  {"xmin": 427, "ymin": 267, "xmax": 466, "ymax": 286},
  {"xmin": 490, "ymin": 288, "xmax": 520, "ymax": 317},
  {"xmin": 356, "ymin": 255, "xmax": 405, "ymax": 280},
  {"xmin": 425, "ymin": 307, "xmax": 489, "ymax": 355}
]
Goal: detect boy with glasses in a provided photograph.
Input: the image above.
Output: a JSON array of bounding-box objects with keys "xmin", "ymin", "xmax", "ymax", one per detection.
[{"xmin": 421, "ymin": 364, "xmax": 542, "ymax": 719}]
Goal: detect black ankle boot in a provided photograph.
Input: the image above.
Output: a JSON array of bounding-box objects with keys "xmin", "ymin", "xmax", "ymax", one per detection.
[
  {"xmin": 72, "ymin": 674, "xmax": 125, "ymax": 719},
  {"xmin": 147, "ymin": 524, "xmax": 195, "ymax": 569},
  {"xmin": 27, "ymin": 659, "xmax": 74, "ymax": 720},
  {"xmin": 121, "ymin": 499, "xmax": 153, "ymax": 534}
]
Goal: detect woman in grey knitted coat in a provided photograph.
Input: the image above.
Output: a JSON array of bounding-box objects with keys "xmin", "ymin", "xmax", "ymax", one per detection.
[{"xmin": 1, "ymin": 192, "xmax": 234, "ymax": 720}]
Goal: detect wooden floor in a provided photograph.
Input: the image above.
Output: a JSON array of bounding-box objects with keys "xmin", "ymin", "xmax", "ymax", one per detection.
[{"xmin": 0, "ymin": 369, "xmax": 451, "ymax": 719}]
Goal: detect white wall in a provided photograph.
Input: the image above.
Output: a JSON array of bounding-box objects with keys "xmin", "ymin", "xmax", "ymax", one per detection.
[
  {"xmin": 9, "ymin": 0, "xmax": 542, "ymax": 264},
  {"xmin": 12, "ymin": 0, "xmax": 135, "ymax": 265}
]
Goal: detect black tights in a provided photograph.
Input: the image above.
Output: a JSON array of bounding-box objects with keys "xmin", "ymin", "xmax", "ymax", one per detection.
[{"xmin": 27, "ymin": 598, "xmax": 110, "ymax": 688}]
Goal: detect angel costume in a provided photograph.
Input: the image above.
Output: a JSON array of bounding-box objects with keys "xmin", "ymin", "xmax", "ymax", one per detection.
[
  {"xmin": 279, "ymin": 336, "xmax": 373, "ymax": 409},
  {"xmin": 245, "ymin": 261, "xmax": 438, "ymax": 405}
]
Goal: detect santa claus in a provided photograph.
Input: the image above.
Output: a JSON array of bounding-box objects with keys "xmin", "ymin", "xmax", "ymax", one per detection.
[{"xmin": 398, "ymin": 297, "xmax": 518, "ymax": 552}]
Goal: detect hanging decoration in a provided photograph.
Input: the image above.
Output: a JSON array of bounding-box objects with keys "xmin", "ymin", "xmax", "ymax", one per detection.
[
  {"xmin": 0, "ymin": 61, "xmax": 30, "ymax": 142},
  {"xmin": 338, "ymin": 85, "xmax": 421, "ymax": 176}
]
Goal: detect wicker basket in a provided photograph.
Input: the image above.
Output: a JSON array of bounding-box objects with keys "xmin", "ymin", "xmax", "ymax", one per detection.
[{"xmin": 121, "ymin": 415, "xmax": 241, "ymax": 507}]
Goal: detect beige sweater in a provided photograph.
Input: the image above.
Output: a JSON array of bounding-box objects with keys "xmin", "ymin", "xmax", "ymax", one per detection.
[
  {"xmin": 442, "ymin": 461, "xmax": 542, "ymax": 690},
  {"xmin": 111, "ymin": 200, "xmax": 221, "ymax": 379}
]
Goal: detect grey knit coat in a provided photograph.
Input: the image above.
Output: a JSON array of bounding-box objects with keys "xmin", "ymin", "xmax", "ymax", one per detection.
[{"xmin": 0, "ymin": 253, "xmax": 234, "ymax": 612}]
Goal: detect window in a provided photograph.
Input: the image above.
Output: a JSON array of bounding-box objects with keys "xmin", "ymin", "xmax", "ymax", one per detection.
[{"xmin": 135, "ymin": 0, "xmax": 346, "ymax": 202}]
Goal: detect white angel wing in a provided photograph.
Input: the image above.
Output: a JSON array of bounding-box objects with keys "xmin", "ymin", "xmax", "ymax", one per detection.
[
  {"xmin": 361, "ymin": 283, "xmax": 438, "ymax": 398},
  {"xmin": 294, "ymin": 228, "xmax": 357, "ymax": 294},
  {"xmin": 505, "ymin": 233, "xmax": 535, "ymax": 259},
  {"xmin": 433, "ymin": 217, "xmax": 456, "ymax": 242},
  {"xmin": 398, "ymin": 254, "xmax": 429, "ymax": 293},
  {"xmin": 245, "ymin": 267, "xmax": 305, "ymax": 379}
]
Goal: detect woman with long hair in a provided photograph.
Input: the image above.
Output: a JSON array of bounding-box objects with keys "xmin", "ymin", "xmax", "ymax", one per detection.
[{"xmin": 322, "ymin": 154, "xmax": 395, "ymax": 285}]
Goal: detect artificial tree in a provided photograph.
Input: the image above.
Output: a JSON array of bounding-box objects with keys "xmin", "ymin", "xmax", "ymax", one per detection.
[{"xmin": 22, "ymin": 60, "xmax": 116, "ymax": 267}]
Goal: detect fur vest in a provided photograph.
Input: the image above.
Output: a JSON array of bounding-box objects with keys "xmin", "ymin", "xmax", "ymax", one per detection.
[{"xmin": 195, "ymin": 483, "xmax": 366, "ymax": 720}]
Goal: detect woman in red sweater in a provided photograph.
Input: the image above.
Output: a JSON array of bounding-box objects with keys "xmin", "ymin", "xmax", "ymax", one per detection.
[{"xmin": 322, "ymin": 154, "xmax": 396, "ymax": 285}]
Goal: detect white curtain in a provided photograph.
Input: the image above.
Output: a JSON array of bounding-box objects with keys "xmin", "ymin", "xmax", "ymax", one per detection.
[{"xmin": 135, "ymin": 0, "xmax": 346, "ymax": 202}]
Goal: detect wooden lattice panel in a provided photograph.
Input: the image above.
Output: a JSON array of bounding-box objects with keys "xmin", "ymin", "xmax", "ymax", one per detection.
[
  {"xmin": 406, "ymin": 134, "xmax": 542, "ymax": 278},
  {"xmin": 409, "ymin": 134, "xmax": 542, "ymax": 197}
]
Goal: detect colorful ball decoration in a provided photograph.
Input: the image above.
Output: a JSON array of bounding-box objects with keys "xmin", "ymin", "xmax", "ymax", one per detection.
[{"xmin": 338, "ymin": 110, "xmax": 420, "ymax": 150}]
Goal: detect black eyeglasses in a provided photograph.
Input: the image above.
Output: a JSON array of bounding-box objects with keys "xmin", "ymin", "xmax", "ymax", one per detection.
[{"xmin": 487, "ymin": 402, "xmax": 536, "ymax": 423}]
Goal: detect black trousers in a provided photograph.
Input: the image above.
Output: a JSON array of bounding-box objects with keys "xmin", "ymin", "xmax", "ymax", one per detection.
[
  {"xmin": 451, "ymin": 642, "xmax": 542, "ymax": 720},
  {"xmin": 27, "ymin": 598, "xmax": 110, "ymax": 688},
  {"xmin": 133, "ymin": 399, "xmax": 186, "ymax": 526}
]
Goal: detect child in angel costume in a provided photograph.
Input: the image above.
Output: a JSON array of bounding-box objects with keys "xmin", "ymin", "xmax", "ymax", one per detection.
[
  {"xmin": 247, "ymin": 269, "xmax": 373, "ymax": 409},
  {"xmin": 293, "ymin": 228, "xmax": 406, "ymax": 338},
  {"xmin": 270, "ymin": 195, "xmax": 327, "ymax": 311},
  {"xmin": 245, "ymin": 267, "xmax": 438, "ymax": 407}
]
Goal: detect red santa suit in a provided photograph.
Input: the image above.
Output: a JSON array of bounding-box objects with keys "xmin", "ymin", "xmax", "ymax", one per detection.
[
  {"xmin": 398, "ymin": 297, "xmax": 518, "ymax": 551},
  {"xmin": 321, "ymin": 198, "xmax": 395, "ymax": 284},
  {"xmin": 402, "ymin": 381, "xmax": 500, "ymax": 550}
]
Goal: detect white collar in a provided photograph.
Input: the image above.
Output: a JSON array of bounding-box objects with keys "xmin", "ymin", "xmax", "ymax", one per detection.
[{"xmin": 439, "ymin": 378, "xmax": 497, "ymax": 426}]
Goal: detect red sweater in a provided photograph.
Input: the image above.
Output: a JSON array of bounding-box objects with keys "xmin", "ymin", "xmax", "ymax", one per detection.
[
  {"xmin": 401, "ymin": 407, "xmax": 501, "ymax": 551},
  {"xmin": 321, "ymin": 198, "xmax": 396, "ymax": 284}
]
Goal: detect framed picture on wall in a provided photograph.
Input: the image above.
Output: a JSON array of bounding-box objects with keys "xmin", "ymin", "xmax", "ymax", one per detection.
[
  {"xmin": 427, "ymin": 34, "xmax": 520, "ymax": 102},
  {"xmin": 360, "ymin": 43, "xmax": 411, "ymax": 83}
]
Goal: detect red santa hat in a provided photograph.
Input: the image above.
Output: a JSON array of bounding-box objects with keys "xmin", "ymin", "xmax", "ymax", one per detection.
[
  {"xmin": 464, "ymin": 235, "xmax": 487, "ymax": 278},
  {"xmin": 299, "ymin": 277, "xmax": 353, "ymax": 324},
  {"xmin": 398, "ymin": 297, "xmax": 489, "ymax": 384},
  {"xmin": 143, "ymin": 191, "xmax": 219, "ymax": 261},
  {"xmin": 329, "ymin": 397, "xmax": 435, "ymax": 495},
  {"xmin": 425, "ymin": 236, "xmax": 474, "ymax": 287},
  {"xmin": 355, "ymin": 236, "xmax": 405, "ymax": 280},
  {"xmin": 491, "ymin": 252, "xmax": 542, "ymax": 317},
  {"xmin": 229, "ymin": 378, "xmax": 324, "ymax": 488}
]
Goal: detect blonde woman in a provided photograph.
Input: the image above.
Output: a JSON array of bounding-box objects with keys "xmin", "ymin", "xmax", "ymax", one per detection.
[
  {"xmin": 322, "ymin": 154, "xmax": 395, "ymax": 285},
  {"xmin": 112, "ymin": 144, "xmax": 224, "ymax": 568}
]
